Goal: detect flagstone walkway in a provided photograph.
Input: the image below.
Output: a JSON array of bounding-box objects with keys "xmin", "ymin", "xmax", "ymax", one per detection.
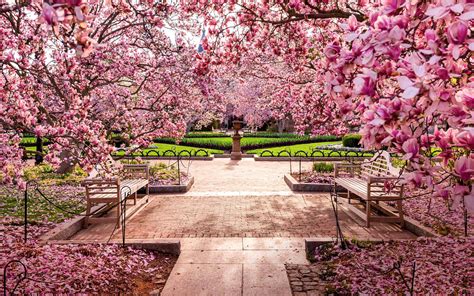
[{"xmin": 162, "ymin": 237, "xmax": 306, "ymax": 296}]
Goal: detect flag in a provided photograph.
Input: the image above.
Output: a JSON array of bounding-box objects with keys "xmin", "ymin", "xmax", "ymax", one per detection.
[{"xmin": 197, "ymin": 27, "xmax": 206, "ymax": 53}]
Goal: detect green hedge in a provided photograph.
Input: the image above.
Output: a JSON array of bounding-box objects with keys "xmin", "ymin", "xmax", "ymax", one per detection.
[
  {"xmin": 243, "ymin": 132, "xmax": 304, "ymax": 138},
  {"xmin": 185, "ymin": 132, "xmax": 227, "ymax": 138},
  {"xmin": 342, "ymin": 134, "xmax": 362, "ymax": 148},
  {"xmin": 313, "ymin": 162, "xmax": 334, "ymax": 173},
  {"xmin": 154, "ymin": 135, "xmax": 341, "ymax": 151}
]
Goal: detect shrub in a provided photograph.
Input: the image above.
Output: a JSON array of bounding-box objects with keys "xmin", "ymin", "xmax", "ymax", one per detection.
[
  {"xmin": 185, "ymin": 132, "xmax": 227, "ymax": 138},
  {"xmin": 23, "ymin": 163, "xmax": 87, "ymax": 185},
  {"xmin": 342, "ymin": 134, "xmax": 362, "ymax": 148},
  {"xmin": 149, "ymin": 163, "xmax": 179, "ymax": 179},
  {"xmin": 313, "ymin": 162, "xmax": 334, "ymax": 173},
  {"xmin": 155, "ymin": 135, "xmax": 341, "ymax": 151}
]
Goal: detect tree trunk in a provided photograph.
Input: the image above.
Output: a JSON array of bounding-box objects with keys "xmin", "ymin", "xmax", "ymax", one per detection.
[
  {"xmin": 35, "ymin": 136, "xmax": 43, "ymax": 165},
  {"xmin": 55, "ymin": 149, "xmax": 75, "ymax": 174},
  {"xmin": 277, "ymin": 120, "xmax": 284, "ymax": 133}
]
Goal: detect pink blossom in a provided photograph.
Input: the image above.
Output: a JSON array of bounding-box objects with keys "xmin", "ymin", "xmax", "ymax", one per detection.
[
  {"xmin": 41, "ymin": 3, "xmax": 58, "ymax": 25},
  {"xmin": 454, "ymin": 156, "xmax": 474, "ymax": 181},
  {"xmin": 354, "ymin": 70, "xmax": 377, "ymax": 97},
  {"xmin": 455, "ymin": 128, "xmax": 474, "ymax": 150},
  {"xmin": 447, "ymin": 21, "xmax": 468, "ymax": 45},
  {"xmin": 456, "ymin": 88, "xmax": 474, "ymax": 109},
  {"xmin": 402, "ymin": 138, "xmax": 419, "ymax": 160}
]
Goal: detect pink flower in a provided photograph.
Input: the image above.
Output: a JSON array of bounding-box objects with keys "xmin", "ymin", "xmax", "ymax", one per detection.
[
  {"xmin": 325, "ymin": 42, "xmax": 340, "ymax": 62},
  {"xmin": 405, "ymin": 171, "xmax": 423, "ymax": 187},
  {"xmin": 454, "ymin": 156, "xmax": 474, "ymax": 181},
  {"xmin": 455, "ymin": 128, "xmax": 474, "ymax": 150},
  {"xmin": 384, "ymin": 0, "xmax": 406, "ymax": 14},
  {"xmin": 455, "ymin": 88, "xmax": 474, "ymax": 109},
  {"xmin": 354, "ymin": 70, "xmax": 376, "ymax": 97},
  {"xmin": 447, "ymin": 21, "xmax": 468, "ymax": 45},
  {"xmin": 42, "ymin": 3, "xmax": 58, "ymax": 25},
  {"xmin": 402, "ymin": 138, "xmax": 419, "ymax": 160}
]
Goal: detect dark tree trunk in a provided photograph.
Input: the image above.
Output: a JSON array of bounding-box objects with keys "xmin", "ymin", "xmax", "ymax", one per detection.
[
  {"xmin": 34, "ymin": 136, "xmax": 43, "ymax": 165},
  {"xmin": 55, "ymin": 149, "xmax": 75, "ymax": 174}
]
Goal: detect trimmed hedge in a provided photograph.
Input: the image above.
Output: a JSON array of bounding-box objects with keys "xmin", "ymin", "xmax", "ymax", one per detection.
[
  {"xmin": 185, "ymin": 132, "xmax": 227, "ymax": 138},
  {"xmin": 154, "ymin": 135, "xmax": 342, "ymax": 151},
  {"xmin": 243, "ymin": 132, "xmax": 304, "ymax": 138},
  {"xmin": 313, "ymin": 162, "xmax": 334, "ymax": 173},
  {"xmin": 342, "ymin": 134, "xmax": 362, "ymax": 148}
]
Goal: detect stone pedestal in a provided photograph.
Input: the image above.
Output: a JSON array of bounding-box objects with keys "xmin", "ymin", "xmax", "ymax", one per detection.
[{"xmin": 231, "ymin": 134, "xmax": 242, "ymax": 160}]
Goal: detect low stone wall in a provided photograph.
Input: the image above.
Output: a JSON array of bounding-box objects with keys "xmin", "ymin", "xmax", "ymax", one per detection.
[
  {"xmin": 213, "ymin": 154, "xmax": 254, "ymax": 158},
  {"xmin": 149, "ymin": 176, "xmax": 194, "ymax": 194},
  {"xmin": 113, "ymin": 156, "xmax": 213, "ymax": 161},
  {"xmin": 255, "ymin": 155, "xmax": 372, "ymax": 162},
  {"xmin": 284, "ymin": 174, "xmax": 343, "ymax": 192}
]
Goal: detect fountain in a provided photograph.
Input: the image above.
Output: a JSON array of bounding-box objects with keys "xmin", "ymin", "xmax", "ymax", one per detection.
[{"xmin": 230, "ymin": 120, "xmax": 244, "ymax": 160}]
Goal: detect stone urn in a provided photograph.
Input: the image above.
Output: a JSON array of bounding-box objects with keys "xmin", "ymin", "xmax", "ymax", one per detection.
[{"xmin": 231, "ymin": 121, "xmax": 244, "ymax": 160}]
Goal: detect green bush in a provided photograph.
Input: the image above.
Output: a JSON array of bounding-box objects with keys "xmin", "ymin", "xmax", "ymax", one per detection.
[
  {"xmin": 342, "ymin": 134, "xmax": 362, "ymax": 148},
  {"xmin": 155, "ymin": 135, "xmax": 341, "ymax": 151},
  {"xmin": 185, "ymin": 132, "xmax": 227, "ymax": 138},
  {"xmin": 23, "ymin": 163, "xmax": 87, "ymax": 185},
  {"xmin": 149, "ymin": 163, "xmax": 179, "ymax": 179},
  {"xmin": 313, "ymin": 162, "xmax": 334, "ymax": 173}
]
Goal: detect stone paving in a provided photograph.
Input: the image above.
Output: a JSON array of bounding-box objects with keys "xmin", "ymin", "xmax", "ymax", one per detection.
[
  {"xmin": 286, "ymin": 263, "xmax": 329, "ymax": 295},
  {"xmin": 71, "ymin": 159, "xmax": 415, "ymax": 241},
  {"xmin": 161, "ymin": 237, "xmax": 306, "ymax": 296}
]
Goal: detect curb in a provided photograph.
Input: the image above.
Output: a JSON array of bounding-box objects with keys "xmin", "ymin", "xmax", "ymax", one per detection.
[
  {"xmin": 213, "ymin": 154, "xmax": 255, "ymax": 158},
  {"xmin": 337, "ymin": 198, "xmax": 439, "ymax": 238},
  {"xmin": 284, "ymin": 174, "xmax": 344, "ymax": 192},
  {"xmin": 113, "ymin": 156, "xmax": 213, "ymax": 161},
  {"xmin": 254, "ymin": 155, "xmax": 371, "ymax": 161},
  {"xmin": 46, "ymin": 239, "xmax": 181, "ymax": 255},
  {"xmin": 149, "ymin": 176, "xmax": 195, "ymax": 194},
  {"xmin": 39, "ymin": 196, "xmax": 151, "ymax": 243}
]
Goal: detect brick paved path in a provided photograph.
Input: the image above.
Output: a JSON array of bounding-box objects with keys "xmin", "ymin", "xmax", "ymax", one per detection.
[{"xmin": 71, "ymin": 159, "xmax": 414, "ymax": 241}]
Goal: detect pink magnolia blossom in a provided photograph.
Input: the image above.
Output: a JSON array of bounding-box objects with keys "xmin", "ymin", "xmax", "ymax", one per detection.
[
  {"xmin": 447, "ymin": 21, "xmax": 468, "ymax": 45},
  {"xmin": 454, "ymin": 156, "xmax": 474, "ymax": 181},
  {"xmin": 402, "ymin": 138, "xmax": 419, "ymax": 160}
]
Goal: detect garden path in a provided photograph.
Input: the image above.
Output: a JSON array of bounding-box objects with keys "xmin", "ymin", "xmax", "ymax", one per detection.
[
  {"xmin": 72, "ymin": 159, "xmax": 413, "ymax": 240},
  {"xmin": 68, "ymin": 158, "xmax": 416, "ymax": 295}
]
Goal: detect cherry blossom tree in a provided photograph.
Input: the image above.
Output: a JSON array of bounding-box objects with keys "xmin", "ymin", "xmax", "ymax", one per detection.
[
  {"xmin": 181, "ymin": 0, "xmax": 473, "ymax": 215},
  {"xmin": 3, "ymin": 0, "xmax": 473, "ymax": 214},
  {"xmin": 0, "ymin": 1, "xmax": 219, "ymax": 186}
]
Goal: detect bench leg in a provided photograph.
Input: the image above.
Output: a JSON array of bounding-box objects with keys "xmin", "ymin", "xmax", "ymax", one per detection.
[
  {"xmin": 397, "ymin": 199, "xmax": 404, "ymax": 228},
  {"xmin": 134, "ymin": 192, "xmax": 137, "ymax": 205},
  {"xmin": 84, "ymin": 199, "xmax": 91, "ymax": 229},
  {"xmin": 117, "ymin": 201, "xmax": 121, "ymax": 229},
  {"xmin": 366, "ymin": 200, "xmax": 371, "ymax": 228},
  {"xmin": 146, "ymin": 184, "xmax": 149, "ymax": 202}
]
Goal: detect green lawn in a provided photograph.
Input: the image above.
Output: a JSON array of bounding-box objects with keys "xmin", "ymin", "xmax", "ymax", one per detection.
[
  {"xmin": 113, "ymin": 143, "xmax": 223, "ymax": 156},
  {"xmin": 246, "ymin": 141, "xmax": 372, "ymax": 157}
]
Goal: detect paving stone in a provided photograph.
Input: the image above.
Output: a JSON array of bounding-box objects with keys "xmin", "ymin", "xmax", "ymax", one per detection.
[
  {"xmin": 243, "ymin": 263, "xmax": 292, "ymax": 296},
  {"xmin": 293, "ymin": 286, "xmax": 304, "ymax": 292},
  {"xmin": 291, "ymin": 282, "xmax": 303, "ymax": 286}
]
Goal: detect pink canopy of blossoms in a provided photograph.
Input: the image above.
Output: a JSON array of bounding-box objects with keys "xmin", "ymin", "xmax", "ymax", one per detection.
[{"xmin": 1, "ymin": 0, "xmax": 473, "ymax": 214}]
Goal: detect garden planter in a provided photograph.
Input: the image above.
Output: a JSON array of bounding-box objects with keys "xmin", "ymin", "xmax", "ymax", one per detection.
[
  {"xmin": 284, "ymin": 174, "xmax": 343, "ymax": 192},
  {"xmin": 148, "ymin": 176, "xmax": 194, "ymax": 193}
]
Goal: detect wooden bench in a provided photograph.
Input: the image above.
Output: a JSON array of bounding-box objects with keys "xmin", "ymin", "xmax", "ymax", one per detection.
[
  {"xmin": 82, "ymin": 163, "xmax": 149, "ymax": 228},
  {"xmin": 334, "ymin": 151, "xmax": 404, "ymax": 227}
]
